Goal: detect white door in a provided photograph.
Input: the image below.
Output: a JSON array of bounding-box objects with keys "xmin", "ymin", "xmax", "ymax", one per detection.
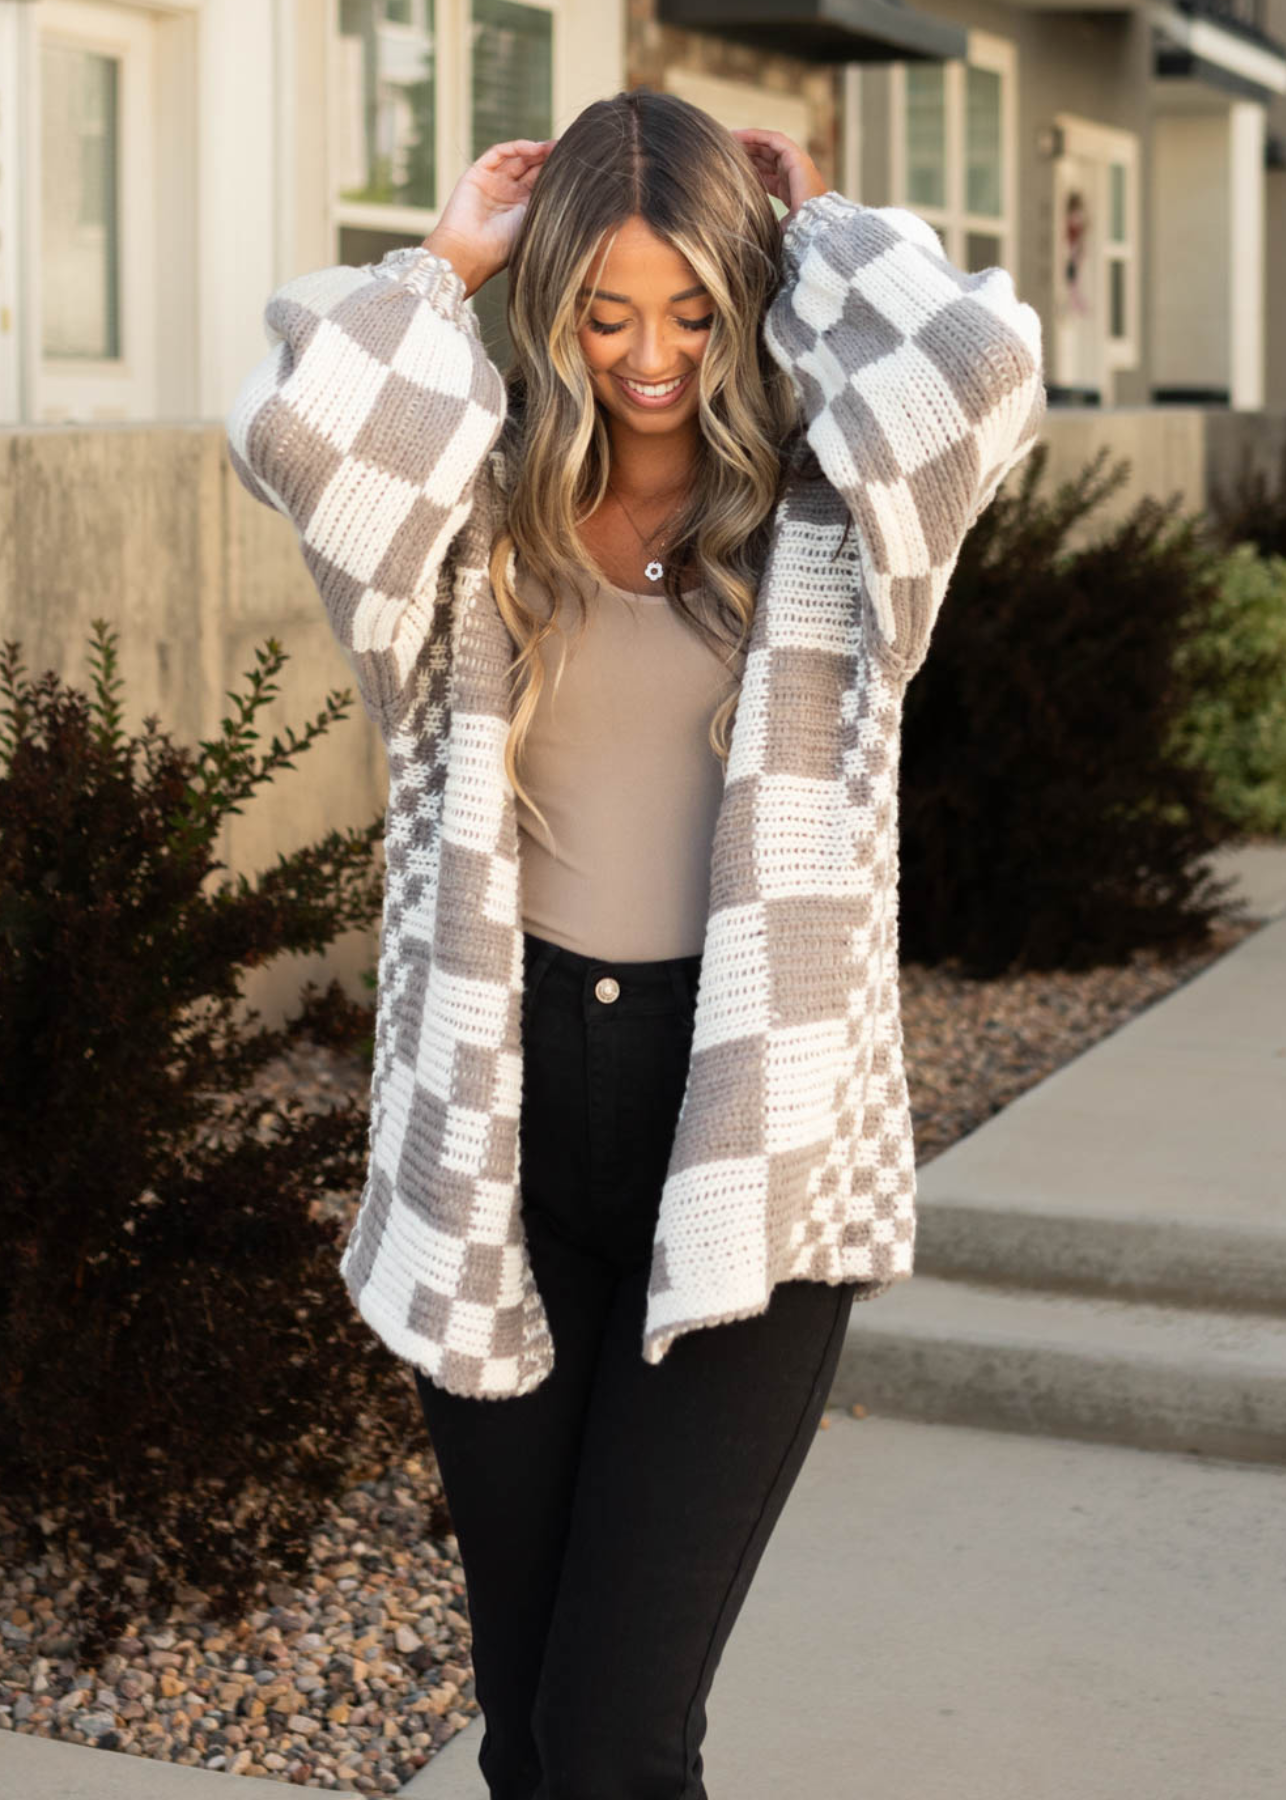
[
  {"xmin": 27, "ymin": 0, "xmax": 158, "ymax": 422},
  {"xmin": 1052, "ymin": 148, "xmax": 1102, "ymax": 399}
]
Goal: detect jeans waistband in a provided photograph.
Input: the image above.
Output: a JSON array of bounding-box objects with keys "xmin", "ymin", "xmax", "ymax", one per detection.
[{"xmin": 522, "ymin": 928, "xmax": 701, "ymax": 1017}]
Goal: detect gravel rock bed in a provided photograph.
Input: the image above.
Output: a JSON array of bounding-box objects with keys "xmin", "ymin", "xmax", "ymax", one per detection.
[
  {"xmin": 0, "ymin": 913, "xmax": 1262, "ymax": 1790},
  {"xmin": 0, "ymin": 1460, "xmax": 477, "ymax": 1792}
]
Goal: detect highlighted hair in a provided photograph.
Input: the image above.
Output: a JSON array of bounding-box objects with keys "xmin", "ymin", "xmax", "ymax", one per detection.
[{"xmin": 485, "ymin": 87, "xmax": 809, "ymax": 849}]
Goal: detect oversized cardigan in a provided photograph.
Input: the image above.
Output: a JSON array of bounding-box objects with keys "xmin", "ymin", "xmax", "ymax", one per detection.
[{"xmin": 224, "ymin": 190, "xmax": 1046, "ymax": 1399}]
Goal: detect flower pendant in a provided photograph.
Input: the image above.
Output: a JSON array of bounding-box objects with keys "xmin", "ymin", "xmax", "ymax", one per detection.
[{"xmin": 645, "ymin": 559, "xmax": 664, "ymax": 582}]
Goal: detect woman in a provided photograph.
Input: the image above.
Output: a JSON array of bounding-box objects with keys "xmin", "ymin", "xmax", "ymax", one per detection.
[{"xmin": 226, "ymin": 88, "xmax": 1044, "ymax": 1800}]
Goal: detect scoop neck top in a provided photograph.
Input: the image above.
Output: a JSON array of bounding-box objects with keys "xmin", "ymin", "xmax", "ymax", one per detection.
[
  {"xmin": 511, "ymin": 560, "xmax": 744, "ymax": 960},
  {"xmin": 605, "ymin": 581, "xmax": 706, "ymax": 604}
]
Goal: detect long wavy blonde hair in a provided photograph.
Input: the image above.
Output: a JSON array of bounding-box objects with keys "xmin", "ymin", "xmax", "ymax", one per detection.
[{"xmin": 487, "ymin": 87, "xmax": 809, "ymax": 848}]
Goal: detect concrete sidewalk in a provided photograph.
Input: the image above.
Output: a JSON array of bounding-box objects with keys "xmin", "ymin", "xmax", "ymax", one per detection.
[
  {"xmin": 702, "ymin": 1415, "xmax": 1284, "ymax": 1800},
  {"xmin": 408, "ymin": 1416, "xmax": 1284, "ymax": 1800}
]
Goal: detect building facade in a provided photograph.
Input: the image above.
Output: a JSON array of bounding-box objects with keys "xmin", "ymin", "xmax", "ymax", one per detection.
[{"xmin": 2, "ymin": 0, "xmax": 1284, "ymax": 427}]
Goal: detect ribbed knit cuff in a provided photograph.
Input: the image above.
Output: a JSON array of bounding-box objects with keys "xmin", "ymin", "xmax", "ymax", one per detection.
[
  {"xmin": 779, "ymin": 189, "xmax": 860, "ymax": 276},
  {"xmin": 366, "ymin": 244, "xmax": 473, "ymax": 323}
]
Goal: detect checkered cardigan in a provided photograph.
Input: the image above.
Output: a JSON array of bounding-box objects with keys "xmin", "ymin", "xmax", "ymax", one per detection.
[{"xmin": 225, "ymin": 190, "xmax": 1046, "ymax": 1399}]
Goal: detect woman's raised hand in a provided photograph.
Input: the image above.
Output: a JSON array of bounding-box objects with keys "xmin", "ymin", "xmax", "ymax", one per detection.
[
  {"xmin": 731, "ymin": 128, "xmax": 829, "ymax": 226},
  {"xmin": 423, "ymin": 138, "xmax": 556, "ymax": 298}
]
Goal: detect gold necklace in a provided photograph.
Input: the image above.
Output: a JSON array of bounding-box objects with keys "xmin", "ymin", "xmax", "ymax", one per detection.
[{"xmin": 606, "ymin": 481, "xmax": 687, "ymax": 584}]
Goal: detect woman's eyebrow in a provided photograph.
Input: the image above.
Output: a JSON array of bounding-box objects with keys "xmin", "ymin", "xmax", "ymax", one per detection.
[{"xmin": 578, "ymin": 284, "xmax": 710, "ymax": 304}]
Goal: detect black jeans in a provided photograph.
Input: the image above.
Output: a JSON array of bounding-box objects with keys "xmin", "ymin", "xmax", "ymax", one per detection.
[{"xmin": 414, "ymin": 929, "xmax": 858, "ymax": 1800}]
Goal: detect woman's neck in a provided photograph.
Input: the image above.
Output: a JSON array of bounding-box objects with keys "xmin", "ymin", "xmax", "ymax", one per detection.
[{"xmin": 603, "ymin": 415, "xmax": 702, "ymax": 503}]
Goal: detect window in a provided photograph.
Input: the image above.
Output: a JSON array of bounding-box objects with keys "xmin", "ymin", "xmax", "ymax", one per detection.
[
  {"xmin": 42, "ymin": 38, "xmax": 120, "ymax": 359},
  {"xmin": 332, "ymin": 0, "xmax": 556, "ymax": 364},
  {"xmin": 335, "ymin": 0, "xmax": 438, "ymax": 245},
  {"xmin": 891, "ymin": 32, "xmax": 1015, "ymax": 275},
  {"xmin": 30, "ymin": 0, "xmax": 159, "ymax": 424},
  {"xmin": 471, "ymin": 0, "xmax": 553, "ymax": 158}
]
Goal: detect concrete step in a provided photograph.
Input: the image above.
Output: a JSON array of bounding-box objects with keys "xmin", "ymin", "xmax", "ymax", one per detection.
[
  {"xmin": 834, "ymin": 1271, "xmax": 1286, "ymax": 1465},
  {"xmin": 912, "ymin": 1195, "xmax": 1286, "ymax": 1313}
]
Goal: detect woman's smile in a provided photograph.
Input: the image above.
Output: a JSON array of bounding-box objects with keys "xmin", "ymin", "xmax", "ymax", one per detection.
[{"xmin": 613, "ymin": 369, "xmax": 696, "ymax": 409}]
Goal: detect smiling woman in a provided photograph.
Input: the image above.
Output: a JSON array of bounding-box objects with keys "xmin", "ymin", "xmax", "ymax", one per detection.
[{"xmin": 225, "ymin": 80, "xmax": 1046, "ymax": 1800}]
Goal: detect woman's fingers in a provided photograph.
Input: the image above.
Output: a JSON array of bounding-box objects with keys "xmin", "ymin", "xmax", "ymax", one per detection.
[
  {"xmin": 733, "ymin": 126, "xmax": 792, "ymax": 148},
  {"xmin": 472, "ymin": 138, "xmax": 555, "ymax": 206},
  {"xmin": 480, "ymin": 138, "xmax": 555, "ymax": 171},
  {"xmin": 733, "ymin": 126, "xmax": 827, "ymax": 217}
]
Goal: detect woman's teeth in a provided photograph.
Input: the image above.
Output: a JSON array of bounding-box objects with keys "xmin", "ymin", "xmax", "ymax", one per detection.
[{"xmin": 621, "ymin": 374, "xmax": 688, "ymax": 399}]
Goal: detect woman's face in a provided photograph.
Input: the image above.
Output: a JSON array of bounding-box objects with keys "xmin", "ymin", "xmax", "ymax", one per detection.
[{"xmin": 575, "ymin": 213, "xmax": 714, "ymax": 436}]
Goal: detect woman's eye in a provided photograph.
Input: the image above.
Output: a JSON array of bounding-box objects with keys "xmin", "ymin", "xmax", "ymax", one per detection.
[{"xmin": 586, "ymin": 314, "xmax": 715, "ymax": 335}]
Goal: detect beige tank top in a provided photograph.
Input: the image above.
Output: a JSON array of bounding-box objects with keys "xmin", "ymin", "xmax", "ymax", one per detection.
[{"xmin": 512, "ymin": 558, "xmax": 746, "ymax": 961}]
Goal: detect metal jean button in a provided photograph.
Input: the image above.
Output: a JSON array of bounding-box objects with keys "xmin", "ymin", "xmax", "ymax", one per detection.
[{"xmin": 594, "ymin": 975, "xmax": 620, "ymax": 1004}]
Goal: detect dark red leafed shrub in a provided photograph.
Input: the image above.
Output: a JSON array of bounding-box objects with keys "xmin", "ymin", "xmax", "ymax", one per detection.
[
  {"xmin": 897, "ymin": 447, "xmax": 1250, "ymax": 977},
  {"xmin": 0, "ymin": 621, "xmax": 420, "ymax": 1663}
]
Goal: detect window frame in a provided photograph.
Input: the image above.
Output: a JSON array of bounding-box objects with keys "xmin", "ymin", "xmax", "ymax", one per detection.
[{"xmin": 889, "ymin": 29, "xmax": 1017, "ymax": 275}]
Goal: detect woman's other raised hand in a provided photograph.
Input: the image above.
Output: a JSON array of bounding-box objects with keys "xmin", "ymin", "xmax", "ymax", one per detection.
[{"xmin": 731, "ymin": 127, "xmax": 829, "ymax": 226}]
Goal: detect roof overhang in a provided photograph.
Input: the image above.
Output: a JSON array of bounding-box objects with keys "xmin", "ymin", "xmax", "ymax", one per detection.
[
  {"xmin": 1148, "ymin": 2, "xmax": 1286, "ymax": 106},
  {"xmin": 656, "ymin": 0, "xmax": 968, "ymax": 63}
]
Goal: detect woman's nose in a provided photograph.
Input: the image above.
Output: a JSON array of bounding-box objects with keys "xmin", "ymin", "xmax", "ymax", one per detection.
[{"xmin": 630, "ymin": 319, "xmax": 671, "ymax": 374}]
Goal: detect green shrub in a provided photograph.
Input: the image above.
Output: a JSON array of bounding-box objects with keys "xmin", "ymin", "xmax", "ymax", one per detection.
[
  {"xmin": 0, "ymin": 621, "xmax": 419, "ymax": 1663},
  {"xmin": 1166, "ymin": 543, "xmax": 1286, "ymax": 837},
  {"xmin": 897, "ymin": 446, "xmax": 1249, "ymax": 977}
]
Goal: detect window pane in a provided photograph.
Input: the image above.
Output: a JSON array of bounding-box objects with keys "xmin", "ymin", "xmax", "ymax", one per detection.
[
  {"xmin": 336, "ymin": 0, "xmax": 436, "ymax": 210},
  {"xmin": 471, "ymin": 0, "xmax": 553, "ymax": 160},
  {"xmin": 966, "ymin": 64, "xmax": 1002, "ymax": 219},
  {"xmin": 41, "ymin": 42, "xmax": 120, "ymax": 360},
  {"xmin": 1109, "ymin": 162, "xmax": 1127, "ymax": 244},
  {"xmin": 905, "ymin": 64, "xmax": 945, "ymax": 211},
  {"xmin": 384, "ymin": 0, "xmax": 414, "ymax": 22},
  {"xmin": 1109, "ymin": 258, "xmax": 1126, "ymax": 340},
  {"xmin": 965, "ymin": 231, "xmax": 1002, "ymax": 274},
  {"xmin": 339, "ymin": 224, "xmax": 424, "ymax": 268}
]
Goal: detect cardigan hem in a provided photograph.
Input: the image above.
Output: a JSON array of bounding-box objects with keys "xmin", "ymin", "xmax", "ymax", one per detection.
[{"xmin": 640, "ymin": 1270, "xmax": 902, "ymax": 1367}]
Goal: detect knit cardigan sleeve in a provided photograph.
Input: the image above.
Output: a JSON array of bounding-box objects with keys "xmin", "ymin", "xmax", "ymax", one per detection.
[
  {"xmin": 223, "ymin": 246, "xmax": 507, "ymax": 732},
  {"xmin": 763, "ymin": 190, "xmax": 1046, "ymax": 681}
]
